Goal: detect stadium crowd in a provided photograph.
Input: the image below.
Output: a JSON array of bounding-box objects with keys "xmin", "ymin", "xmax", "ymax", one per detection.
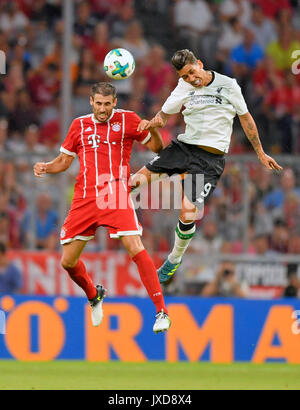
[{"xmin": 0, "ymin": 0, "xmax": 300, "ymax": 276}]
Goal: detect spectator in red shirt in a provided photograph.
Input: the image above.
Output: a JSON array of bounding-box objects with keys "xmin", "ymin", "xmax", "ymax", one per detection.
[
  {"xmin": 143, "ymin": 44, "xmax": 176, "ymax": 99},
  {"xmin": 28, "ymin": 62, "xmax": 60, "ymax": 108},
  {"xmin": 88, "ymin": 22, "xmax": 111, "ymax": 64},
  {"xmin": 264, "ymin": 72, "xmax": 300, "ymax": 152},
  {"xmin": 252, "ymin": 0, "xmax": 292, "ymax": 20}
]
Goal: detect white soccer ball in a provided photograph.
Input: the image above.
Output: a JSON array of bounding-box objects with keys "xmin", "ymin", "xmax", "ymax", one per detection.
[{"xmin": 103, "ymin": 48, "xmax": 135, "ymax": 80}]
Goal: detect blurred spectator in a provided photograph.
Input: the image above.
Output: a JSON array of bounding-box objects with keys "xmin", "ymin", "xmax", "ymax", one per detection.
[
  {"xmin": 216, "ymin": 17, "xmax": 244, "ymax": 72},
  {"xmin": 89, "ymin": 0, "xmax": 131, "ymax": 18},
  {"xmin": 173, "ymin": 0, "xmax": 216, "ymax": 66},
  {"xmin": 283, "ymin": 264, "xmax": 300, "ymax": 297},
  {"xmin": 108, "ymin": 2, "xmax": 136, "ymax": 39},
  {"xmin": 201, "ymin": 261, "xmax": 248, "ymax": 297},
  {"xmin": 283, "ymin": 193, "xmax": 300, "ymax": 234},
  {"xmin": 0, "ymin": 2, "xmax": 29, "ymax": 38},
  {"xmin": 88, "ymin": 22, "xmax": 111, "ymax": 65},
  {"xmin": 114, "ymin": 20, "xmax": 150, "ymax": 63},
  {"xmin": 75, "ymin": 48, "xmax": 102, "ymax": 98},
  {"xmin": 189, "ymin": 219, "xmax": 223, "ymax": 255},
  {"xmin": 74, "ymin": 0, "xmax": 97, "ymax": 42},
  {"xmin": 0, "ymin": 118, "xmax": 8, "ymax": 152},
  {"xmin": 266, "ymin": 28, "xmax": 300, "ymax": 70},
  {"xmin": 247, "ymin": 3, "xmax": 277, "ymax": 51},
  {"xmin": 264, "ymin": 168, "xmax": 300, "ymax": 210},
  {"xmin": 263, "ymin": 71, "xmax": 300, "ymax": 152},
  {"xmin": 0, "ymin": 192, "xmax": 21, "ymax": 249},
  {"xmin": 230, "ymin": 28, "xmax": 264, "ymax": 80},
  {"xmin": 0, "ymin": 242, "xmax": 22, "ymax": 294},
  {"xmin": 252, "ymin": 0, "xmax": 292, "ymax": 20},
  {"xmin": 8, "ymin": 88, "xmax": 39, "ymax": 134},
  {"xmin": 14, "ymin": 125, "xmax": 48, "ymax": 184},
  {"xmin": 253, "ymin": 201, "xmax": 273, "ymax": 236},
  {"xmin": 21, "ymin": 192, "xmax": 58, "ymax": 250},
  {"xmin": 269, "ymin": 217, "xmax": 289, "ymax": 253},
  {"xmin": 28, "ymin": 62, "xmax": 60, "ymax": 108},
  {"xmin": 220, "ymin": 0, "xmax": 252, "ymax": 26},
  {"xmin": 143, "ymin": 44, "xmax": 175, "ymax": 99},
  {"xmin": 252, "ymin": 233, "xmax": 278, "ymax": 257}
]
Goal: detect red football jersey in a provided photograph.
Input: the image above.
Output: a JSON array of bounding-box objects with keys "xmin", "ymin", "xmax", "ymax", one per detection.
[{"xmin": 60, "ymin": 109, "xmax": 150, "ymax": 200}]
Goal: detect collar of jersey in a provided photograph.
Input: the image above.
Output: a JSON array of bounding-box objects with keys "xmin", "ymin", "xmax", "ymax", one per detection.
[{"xmin": 92, "ymin": 109, "xmax": 115, "ymax": 124}]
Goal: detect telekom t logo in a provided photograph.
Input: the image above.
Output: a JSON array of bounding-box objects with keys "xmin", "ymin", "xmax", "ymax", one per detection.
[
  {"xmin": 0, "ymin": 310, "xmax": 5, "ymax": 334},
  {"xmin": 0, "ymin": 50, "xmax": 6, "ymax": 74},
  {"xmin": 88, "ymin": 134, "xmax": 100, "ymax": 148}
]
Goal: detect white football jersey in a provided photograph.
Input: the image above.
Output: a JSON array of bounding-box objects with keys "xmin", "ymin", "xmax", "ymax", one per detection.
[{"xmin": 161, "ymin": 71, "xmax": 248, "ymax": 153}]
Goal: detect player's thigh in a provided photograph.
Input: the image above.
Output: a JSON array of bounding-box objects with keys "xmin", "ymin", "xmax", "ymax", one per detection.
[
  {"xmin": 121, "ymin": 234, "xmax": 145, "ymax": 258},
  {"xmin": 61, "ymin": 240, "xmax": 87, "ymax": 268},
  {"xmin": 130, "ymin": 166, "xmax": 168, "ymax": 189}
]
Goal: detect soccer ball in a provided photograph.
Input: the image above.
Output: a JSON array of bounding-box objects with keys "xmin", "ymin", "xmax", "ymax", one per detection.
[{"xmin": 104, "ymin": 48, "xmax": 135, "ymax": 80}]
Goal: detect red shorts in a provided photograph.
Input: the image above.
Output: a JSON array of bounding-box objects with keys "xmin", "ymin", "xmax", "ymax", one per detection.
[{"xmin": 60, "ymin": 182, "xmax": 142, "ymax": 244}]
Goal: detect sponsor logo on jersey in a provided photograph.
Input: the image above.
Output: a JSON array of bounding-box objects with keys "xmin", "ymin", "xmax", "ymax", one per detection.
[
  {"xmin": 217, "ymin": 87, "xmax": 223, "ymax": 94},
  {"xmin": 189, "ymin": 95, "xmax": 223, "ymax": 106},
  {"xmin": 88, "ymin": 134, "xmax": 101, "ymax": 148},
  {"xmin": 85, "ymin": 126, "xmax": 93, "ymax": 132}
]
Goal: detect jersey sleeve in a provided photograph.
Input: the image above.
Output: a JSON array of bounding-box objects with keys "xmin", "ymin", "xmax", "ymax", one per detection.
[
  {"xmin": 161, "ymin": 79, "xmax": 188, "ymax": 114},
  {"xmin": 127, "ymin": 112, "xmax": 151, "ymax": 144},
  {"xmin": 60, "ymin": 119, "xmax": 79, "ymax": 157},
  {"xmin": 230, "ymin": 79, "xmax": 248, "ymax": 116}
]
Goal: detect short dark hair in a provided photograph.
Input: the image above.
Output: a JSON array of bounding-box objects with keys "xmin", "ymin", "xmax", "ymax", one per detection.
[
  {"xmin": 0, "ymin": 242, "xmax": 6, "ymax": 254},
  {"xmin": 171, "ymin": 49, "xmax": 198, "ymax": 71},
  {"xmin": 91, "ymin": 82, "xmax": 117, "ymax": 99}
]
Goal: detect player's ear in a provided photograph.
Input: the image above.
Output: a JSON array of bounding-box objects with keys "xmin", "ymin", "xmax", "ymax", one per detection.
[
  {"xmin": 113, "ymin": 97, "xmax": 117, "ymax": 107},
  {"xmin": 197, "ymin": 60, "xmax": 204, "ymax": 69},
  {"xmin": 90, "ymin": 96, "xmax": 94, "ymax": 106}
]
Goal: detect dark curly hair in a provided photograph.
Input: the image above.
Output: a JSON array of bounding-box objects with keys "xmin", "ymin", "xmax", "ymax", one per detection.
[{"xmin": 171, "ymin": 49, "xmax": 198, "ymax": 71}]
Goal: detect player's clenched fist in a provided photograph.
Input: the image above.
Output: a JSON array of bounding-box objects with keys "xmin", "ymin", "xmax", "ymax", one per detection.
[{"xmin": 33, "ymin": 162, "xmax": 47, "ymax": 177}]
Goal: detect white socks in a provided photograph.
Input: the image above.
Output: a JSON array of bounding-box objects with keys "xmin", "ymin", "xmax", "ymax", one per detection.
[{"xmin": 168, "ymin": 220, "xmax": 196, "ymax": 264}]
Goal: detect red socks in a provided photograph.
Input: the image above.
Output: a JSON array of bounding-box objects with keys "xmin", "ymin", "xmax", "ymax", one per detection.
[
  {"xmin": 64, "ymin": 252, "xmax": 167, "ymax": 314},
  {"xmin": 64, "ymin": 259, "xmax": 97, "ymax": 300},
  {"xmin": 132, "ymin": 249, "xmax": 168, "ymax": 314}
]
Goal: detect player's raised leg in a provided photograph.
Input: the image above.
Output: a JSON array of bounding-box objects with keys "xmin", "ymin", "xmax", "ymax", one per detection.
[
  {"xmin": 158, "ymin": 194, "xmax": 197, "ymax": 283},
  {"xmin": 130, "ymin": 166, "xmax": 168, "ymax": 194},
  {"xmin": 121, "ymin": 234, "xmax": 171, "ymax": 333},
  {"xmin": 61, "ymin": 240, "xmax": 106, "ymax": 326}
]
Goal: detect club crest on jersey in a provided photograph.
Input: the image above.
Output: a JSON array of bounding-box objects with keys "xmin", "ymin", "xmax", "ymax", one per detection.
[
  {"xmin": 60, "ymin": 228, "xmax": 66, "ymax": 238},
  {"xmin": 112, "ymin": 122, "xmax": 121, "ymax": 132},
  {"xmin": 88, "ymin": 134, "xmax": 100, "ymax": 148}
]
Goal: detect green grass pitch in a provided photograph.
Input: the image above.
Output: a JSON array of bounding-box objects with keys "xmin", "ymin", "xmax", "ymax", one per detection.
[{"xmin": 1, "ymin": 361, "xmax": 300, "ymax": 390}]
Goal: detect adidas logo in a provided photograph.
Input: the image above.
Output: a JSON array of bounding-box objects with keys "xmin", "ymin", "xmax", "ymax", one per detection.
[{"xmin": 85, "ymin": 126, "xmax": 92, "ymax": 132}]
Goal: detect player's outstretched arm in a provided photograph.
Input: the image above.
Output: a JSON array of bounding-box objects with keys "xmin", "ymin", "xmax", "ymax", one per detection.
[
  {"xmin": 239, "ymin": 112, "xmax": 283, "ymax": 171},
  {"xmin": 33, "ymin": 153, "xmax": 74, "ymax": 177},
  {"xmin": 137, "ymin": 111, "xmax": 171, "ymax": 132},
  {"xmin": 138, "ymin": 120, "xmax": 164, "ymax": 153}
]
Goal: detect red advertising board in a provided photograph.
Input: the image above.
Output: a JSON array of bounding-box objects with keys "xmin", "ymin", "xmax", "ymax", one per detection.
[{"xmin": 8, "ymin": 251, "xmax": 164, "ymax": 297}]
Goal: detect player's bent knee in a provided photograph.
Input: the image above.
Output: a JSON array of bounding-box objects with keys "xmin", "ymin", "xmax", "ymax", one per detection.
[
  {"xmin": 121, "ymin": 235, "xmax": 144, "ymax": 258},
  {"xmin": 61, "ymin": 257, "xmax": 77, "ymax": 270}
]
